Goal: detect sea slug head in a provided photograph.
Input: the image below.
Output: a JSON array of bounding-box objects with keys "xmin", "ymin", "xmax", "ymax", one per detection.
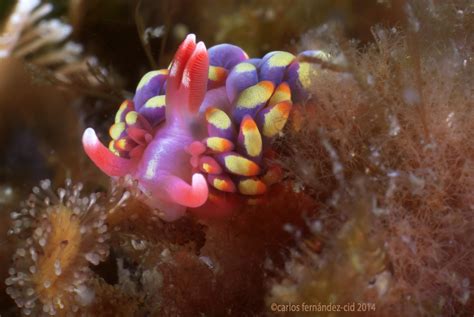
[{"xmin": 82, "ymin": 34, "xmax": 211, "ymax": 221}]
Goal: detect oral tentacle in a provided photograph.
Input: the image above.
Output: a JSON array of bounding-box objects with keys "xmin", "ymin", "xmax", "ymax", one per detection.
[
  {"xmin": 163, "ymin": 173, "xmax": 209, "ymax": 208},
  {"xmin": 82, "ymin": 128, "xmax": 135, "ymax": 177}
]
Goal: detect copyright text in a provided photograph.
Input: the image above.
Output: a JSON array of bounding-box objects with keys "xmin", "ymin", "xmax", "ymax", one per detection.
[{"xmin": 269, "ymin": 302, "xmax": 376, "ymax": 313}]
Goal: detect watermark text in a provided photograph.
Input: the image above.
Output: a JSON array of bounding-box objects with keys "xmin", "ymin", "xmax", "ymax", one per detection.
[{"xmin": 269, "ymin": 302, "xmax": 376, "ymax": 313}]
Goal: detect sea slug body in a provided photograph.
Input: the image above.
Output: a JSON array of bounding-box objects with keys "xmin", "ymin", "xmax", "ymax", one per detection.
[{"xmin": 83, "ymin": 34, "xmax": 314, "ymax": 220}]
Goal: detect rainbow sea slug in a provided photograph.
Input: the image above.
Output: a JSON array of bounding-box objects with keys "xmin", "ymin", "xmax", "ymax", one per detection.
[{"xmin": 82, "ymin": 34, "xmax": 314, "ymax": 221}]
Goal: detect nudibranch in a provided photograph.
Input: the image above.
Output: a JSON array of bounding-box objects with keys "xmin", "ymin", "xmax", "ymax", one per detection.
[{"xmin": 83, "ymin": 34, "xmax": 313, "ymax": 221}]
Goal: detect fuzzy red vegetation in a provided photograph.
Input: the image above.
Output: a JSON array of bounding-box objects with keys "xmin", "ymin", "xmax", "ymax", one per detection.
[{"xmin": 267, "ymin": 1, "xmax": 474, "ymax": 316}]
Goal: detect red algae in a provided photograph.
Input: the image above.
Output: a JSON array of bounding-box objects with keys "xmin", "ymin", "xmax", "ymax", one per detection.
[{"xmin": 267, "ymin": 1, "xmax": 474, "ymax": 316}]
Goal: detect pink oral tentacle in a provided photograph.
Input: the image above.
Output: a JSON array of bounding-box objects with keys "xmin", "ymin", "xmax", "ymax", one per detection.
[
  {"xmin": 82, "ymin": 128, "xmax": 134, "ymax": 177},
  {"xmin": 164, "ymin": 173, "xmax": 209, "ymax": 208}
]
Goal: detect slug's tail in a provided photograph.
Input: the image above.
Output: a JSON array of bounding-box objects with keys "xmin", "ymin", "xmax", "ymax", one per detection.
[{"xmin": 166, "ymin": 34, "xmax": 209, "ymax": 120}]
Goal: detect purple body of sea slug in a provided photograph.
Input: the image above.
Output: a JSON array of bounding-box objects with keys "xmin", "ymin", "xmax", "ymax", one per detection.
[{"xmin": 83, "ymin": 34, "xmax": 314, "ymax": 220}]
